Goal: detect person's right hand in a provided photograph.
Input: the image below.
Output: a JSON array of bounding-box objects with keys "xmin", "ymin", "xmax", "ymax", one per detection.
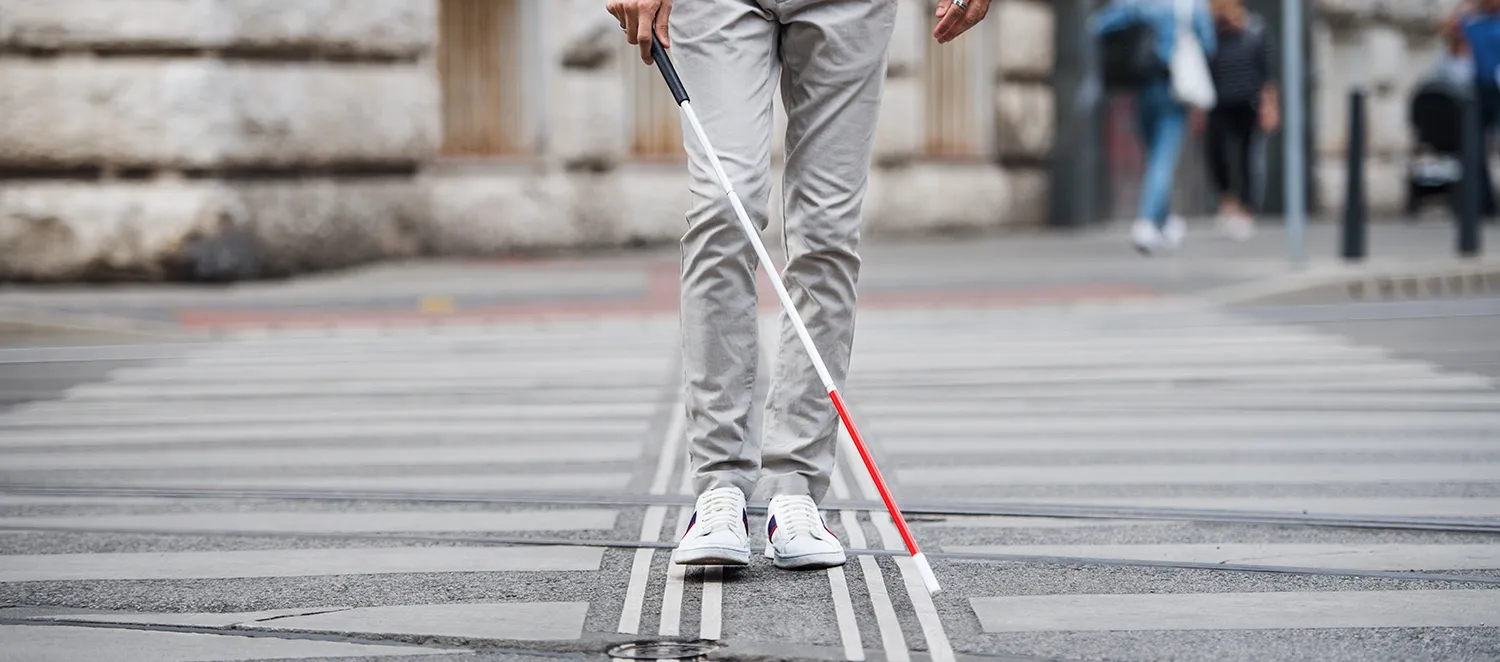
[{"xmin": 606, "ymin": 0, "xmax": 671, "ymax": 65}]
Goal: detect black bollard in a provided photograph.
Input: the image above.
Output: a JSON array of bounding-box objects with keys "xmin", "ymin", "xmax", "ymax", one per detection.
[
  {"xmin": 1342, "ymin": 87, "xmax": 1368, "ymax": 261},
  {"xmin": 1458, "ymin": 90, "xmax": 1483, "ymax": 257}
]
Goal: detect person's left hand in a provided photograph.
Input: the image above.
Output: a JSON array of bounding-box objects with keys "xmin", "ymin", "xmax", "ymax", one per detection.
[
  {"xmin": 1260, "ymin": 104, "xmax": 1281, "ymax": 133},
  {"xmin": 933, "ymin": 0, "xmax": 992, "ymax": 44}
]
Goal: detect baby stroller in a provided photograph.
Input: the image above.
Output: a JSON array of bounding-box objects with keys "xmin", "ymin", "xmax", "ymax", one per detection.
[{"xmin": 1405, "ymin": 75, "xmax": 1472, "ymax": 217}]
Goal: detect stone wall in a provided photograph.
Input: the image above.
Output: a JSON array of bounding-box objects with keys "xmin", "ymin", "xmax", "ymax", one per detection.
[
  {"xmin": 0, "ymin": 0, "xmax": 1055, "ymax": 282},
  {"xmin": 0, "ymin": 0, "xmax": 440, "ymax": 281},
  {"xmin": 1311, "ymin": 0, "xmax": 1458, "ymax": 216},
  {"xmin": 432, "ymin": 0, "xmax": 1058, "ymax": 260}
]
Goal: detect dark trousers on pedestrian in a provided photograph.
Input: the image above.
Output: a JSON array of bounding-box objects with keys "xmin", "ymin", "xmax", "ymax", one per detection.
[
  {"xmin": 1205, "ymin": 102, "xmax": 1265, "ymax": 213},
  {"xmin": 1475, "ymin": 83, "xmax": 1499, "ymax": 219}
]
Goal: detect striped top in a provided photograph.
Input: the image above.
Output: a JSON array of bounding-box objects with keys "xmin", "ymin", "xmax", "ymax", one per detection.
[{"xmin": 1209, "ymin": 13, "xmax": 1274, "ymax": 107}]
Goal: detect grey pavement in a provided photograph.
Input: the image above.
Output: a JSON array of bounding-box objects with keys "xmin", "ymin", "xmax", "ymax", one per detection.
[{"xmin": 1, "ymin": 220, "xmax": 1499, "ymax": 662}]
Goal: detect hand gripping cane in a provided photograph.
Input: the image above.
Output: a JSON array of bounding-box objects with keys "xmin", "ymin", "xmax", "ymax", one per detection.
[{"xmin": 645, "ymin": 33, "xmax": 941, "ymax": 596}]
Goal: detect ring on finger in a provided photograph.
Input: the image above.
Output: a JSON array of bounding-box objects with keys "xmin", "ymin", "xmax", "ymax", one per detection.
[{"xmin": 953, "ymin": 0, "xmax": 968, "ymax": 10}]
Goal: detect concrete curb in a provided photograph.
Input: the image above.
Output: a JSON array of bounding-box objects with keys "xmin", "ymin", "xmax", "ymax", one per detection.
[{"xmin": 1195, "ymin": 258, "xmax": 1500, "ymax": 307}]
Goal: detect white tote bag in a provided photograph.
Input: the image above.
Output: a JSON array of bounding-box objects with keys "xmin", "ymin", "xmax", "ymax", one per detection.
[{"xmin": 1170, "ymin": 0, "xmax": 1217, "ymax": 110}]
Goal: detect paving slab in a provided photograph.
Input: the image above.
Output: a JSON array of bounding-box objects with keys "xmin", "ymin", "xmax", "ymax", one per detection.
[
  {"xmin": 970, "ymin": 589, "xmax": 1500, "ymax": 633},
  {"xmin": 0, "ymin": 624, "xmax": 457, "ymax": 662},
  {"xmin": 256, "ymin": 602, "xmax": 591, "ymax": 642}
]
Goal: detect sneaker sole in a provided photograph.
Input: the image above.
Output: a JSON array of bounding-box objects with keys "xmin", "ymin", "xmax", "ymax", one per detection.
[
  {"xmin": 768, "ymin": 550, "xmax": 848, "ymax": 570},
  {"xmin": 672, "ymin": 545, "xmax": 751, "ymax": 566}
]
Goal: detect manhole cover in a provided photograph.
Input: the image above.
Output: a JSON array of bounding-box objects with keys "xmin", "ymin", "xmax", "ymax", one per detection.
[{"xmin": 607, "ymin": 640, "xmax": 722, "ymax": 660}]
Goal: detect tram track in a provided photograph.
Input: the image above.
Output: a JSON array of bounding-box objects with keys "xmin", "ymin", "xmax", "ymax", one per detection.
[{"xmin": 4, "ymin": 484, "xmax": 1499, "ymax": 535}]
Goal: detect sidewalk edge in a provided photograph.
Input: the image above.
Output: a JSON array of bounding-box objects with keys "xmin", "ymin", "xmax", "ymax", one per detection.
[{"xmin": 1195, "ymin": 258, "xmax": 1500, "ymax": 306}]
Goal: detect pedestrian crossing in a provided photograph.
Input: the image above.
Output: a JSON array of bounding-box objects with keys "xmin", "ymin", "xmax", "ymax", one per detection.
[
  {"xmin": 0, "ymin": 317, "xmax": 681, "ymax": 659},
  {"xmin": 1, "ymin": 299, "xmax": 1498, "ymax": 660},
  {"xmin": 842, "ymin": 302, "xmax": 1500, "ymax": 648}
]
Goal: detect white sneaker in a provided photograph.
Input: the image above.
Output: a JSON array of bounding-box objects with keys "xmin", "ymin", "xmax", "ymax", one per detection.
[
  {"xmin": 764, "ymin": 494, "xmax": 847, "ymax": 570},
  {"xmin": 1131, "ymin": 219, "xmax": 1164, "ymax": 254},
  {"xmin": 1162, "ymin": 215, "xmax": 1186, "ymax": 249},
  {"xmin": 1216, "ymin": 214, "xmax": 1255, "ymax": 241},
  {"xmin": 672, "ymin": 486, "xmax": 750, "ymax": 566}
]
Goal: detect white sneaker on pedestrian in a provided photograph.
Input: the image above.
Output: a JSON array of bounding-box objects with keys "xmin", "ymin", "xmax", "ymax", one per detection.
[
  {"xmin": 672, "ymin": 486, "xmax": 750, "ymax": 566},
  {"xmin": 764, "ymin": 494, "xmax": 846, "ymax": 570},
  {"xmin": 1216, "ymin": 213, "xmax": 1255, "ymax": 241},
  {"xmin": 1162, "ymin": 215, "xmax": 1187, "ymax": 250},
  {"xmin": 1131, "ymin": 219, "xmax": 1164, "ymax": 254}
]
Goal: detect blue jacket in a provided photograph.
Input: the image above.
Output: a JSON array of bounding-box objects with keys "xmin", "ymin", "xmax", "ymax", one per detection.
[
  {"xmin": 1089, "ymin": 0, "xmax": 1218, "ymax": 69},
  {"xmin": 1461, "ymin": 11, "xmax": 1500, "ymax": 88}
]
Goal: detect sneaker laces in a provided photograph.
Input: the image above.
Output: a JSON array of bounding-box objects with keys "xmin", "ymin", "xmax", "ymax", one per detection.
[
  {"xmin": 697, "ymin": 488, "xmax": 744, "ymax": 532},
  {"xmin": 770, "ymin": 495, "xmax": 825, "ymax": 539}
]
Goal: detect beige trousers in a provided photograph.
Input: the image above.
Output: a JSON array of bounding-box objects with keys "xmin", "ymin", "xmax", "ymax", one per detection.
[{"xmin": 672, "ymin": 0, "xmax": 898, "ymax": 503}]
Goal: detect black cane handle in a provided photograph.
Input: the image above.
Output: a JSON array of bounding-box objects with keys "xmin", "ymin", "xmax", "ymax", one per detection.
[{"xmin": 650, "ymin": 33, "xmax": 689, "ymax": 105}]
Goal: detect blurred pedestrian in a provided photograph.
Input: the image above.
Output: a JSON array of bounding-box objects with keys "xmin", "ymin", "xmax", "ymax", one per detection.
[
  {"xmin": 1448, "ymin": 0, "xmax": 1500, "ymax": 220},
  {"xmin": 1203, "ymin": 0, "xmax": 1278, "ymax": 241},
  {"xmin": 604, "ymin": 0, "xmax": 992, "ymax": 571},
  {"xmin": 1092, "ymin": 0, "xmax": 1219, "ymax": 254}
]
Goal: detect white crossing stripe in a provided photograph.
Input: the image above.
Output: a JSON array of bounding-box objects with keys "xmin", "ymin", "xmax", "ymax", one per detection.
[
  {"xmin": 849, "ymin": 343, "xmax": 1394, "ymax": 369},
  {"xmin": 945, "ymin": 544, "xmax": 1500, "ymax": 571},
  {"xmin": 2, "ymin": 442, "xmax": 642, "ymax": 472},
  {"xmin": 0, "ymin": 510, "xmax": 620, "ymax": 534},
  {"xmin": 865, "ymin": 412, "xmax": 1500, "ymax": 435},
  {"xmin": 104, "ymin": 358, "xmax": 673, "ymax": 383},
  {"xmin": 852, "ymin": 374, "xmax": 1496, "ymax": 394},
  {"xmin": 949, "ymin": 496, "xmax": 1500, "ymax": 518},
  {"xmin": 82, "ymin": 472, "xmax": 633, "ymax": 493},
  {"xmin": 0, "ymin": 403, "xmax": 656, "ymax": 428},
  {"xmin": 876, "ymin": 437, "xmax": 1500, "ymax": 456},
  {"xmin": 841, "ymin": 440, "xmax": 953, "ymax": 662},
  {"xmin": 10, "ymin": 390, "xmax": 661, "ymax": 417},
  {"xmin": 923, "ymin": 515, "xmax": 1174, "ymax": 529},
  {"xmin": 846, "ymin": 392, "xmax": 1500, "ymax": 413},
  {"xmin": 0, "ymin": 546, "xmax": 604, "ymax": 582},
  {"xmin": 619, "ymin": 401, "xmax": 685, "ymax": 636},
  {"xmin": 0, "ymin": 420, "xmax": 641, "ymax": 447},
  {"xmin": 56, "ymin": 378, "xmax": 667, "ymax": 401},
  {"xmin": 832, "ymin": 472, "xmax": 908, "ymax": 662},
  {"xmin": 700, "ymin": 566, "xmax": 724, "ymax": 641},
  {"xmin": 658, "ymin": 470, "xmax": 694, "ymax": 638},
  {"xmin": 898, "ymin": 463, "xmax": 1500, "ymax": 486},
  {"xmin": 0, "ymin": 495, "xmax": 172, "ymax": 506},
  {"xmin": 847, "ymin": 361, "xmax": 1469, "ymax": 385},
  {"xmin": 970, "ymin": 590, "xmax": 1500, "ymax": 632}
]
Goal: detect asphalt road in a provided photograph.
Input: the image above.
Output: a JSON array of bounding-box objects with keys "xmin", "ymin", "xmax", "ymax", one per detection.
[{"xmin": 1, "ymin": 236, "xmax": 1499, "ymax": 661}]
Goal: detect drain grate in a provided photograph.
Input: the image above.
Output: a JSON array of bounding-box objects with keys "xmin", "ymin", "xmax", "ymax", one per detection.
[{"xmin": 607, "ymin": 640, "xmax": 722, "ymax": 660}]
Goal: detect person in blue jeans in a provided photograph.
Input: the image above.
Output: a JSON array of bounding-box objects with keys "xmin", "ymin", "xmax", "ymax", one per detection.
[
  {"xmin": 1449, "ymin": 0, "xmax": 1500, "ymax": 220},
  {"xmin": 1091, "ymin": 0, "xmax": 1217, "ymax": 253}
]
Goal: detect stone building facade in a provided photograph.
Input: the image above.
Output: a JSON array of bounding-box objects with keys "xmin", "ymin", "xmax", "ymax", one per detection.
[
  {"xmin": 1310, "ymin": 0, "xmax": 1459, "ymax": 216},
  {"xmin": 0, "ymin": 0, "xmax": 1057, "ymax": 282}
]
